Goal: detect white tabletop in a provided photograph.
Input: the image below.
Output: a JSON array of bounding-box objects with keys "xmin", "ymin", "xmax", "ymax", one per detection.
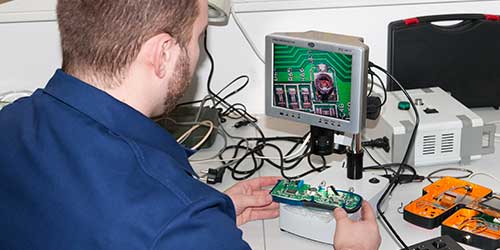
[{"xmin": 190, "ymin": 107, "xmax": 500, "ymax": 250}]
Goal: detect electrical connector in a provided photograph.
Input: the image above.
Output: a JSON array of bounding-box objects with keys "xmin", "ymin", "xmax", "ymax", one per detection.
[
  {"xmin": 381, "ymin": 174, "xmax": 425, "ymax": 184},
  {"xmin": 206, "ymin": 167, "xmax": 226, "ymax": 184},
  {"xmin": 234, "ymin": 120, "xmax": 251, "ymax": 128},
  {"xmin": 362, "ymin": 137, "xmax": 390, "ymax": 152}
]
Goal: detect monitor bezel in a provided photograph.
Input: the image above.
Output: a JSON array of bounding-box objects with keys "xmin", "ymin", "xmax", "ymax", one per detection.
[{"xmin": 265, "ymin": 33, "xmax": 368, "ymax": 134}]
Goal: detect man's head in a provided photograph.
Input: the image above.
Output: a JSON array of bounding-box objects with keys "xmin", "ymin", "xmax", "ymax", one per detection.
[{"xmin": 57, "ymin": 0, "xmax": 208, "ymax": 116}]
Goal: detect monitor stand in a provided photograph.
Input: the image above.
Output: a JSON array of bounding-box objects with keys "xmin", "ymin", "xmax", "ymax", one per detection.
[
  {"xmin": 310, "ymin": 126, "xmax": 365, "ymax": 180},
  {"xmin": 278, "ymin": 126, "xmax": 389, "ymax": 245}
]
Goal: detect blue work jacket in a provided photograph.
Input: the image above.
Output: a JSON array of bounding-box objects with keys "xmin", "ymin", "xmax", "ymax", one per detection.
[{"xmin": 0, "ymin": 70, "xmax": 251, "ymax": 250}]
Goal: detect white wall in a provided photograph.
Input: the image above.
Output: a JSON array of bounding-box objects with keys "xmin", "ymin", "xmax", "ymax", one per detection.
[
  {"xmin": 1, "ymin": 0, "xmax": 500, "ymax": 113},
  {"xmin": 0, "ymin": 0, "xmax": 56, "ymax": 23},
  {"xmin": 0, "ymin": 21, "xmax": 60, "ymax": 91}
]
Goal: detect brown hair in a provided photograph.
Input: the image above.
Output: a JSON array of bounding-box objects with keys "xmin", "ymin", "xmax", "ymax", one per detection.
[{"xmin": 57, "ymin": 0, "xmax": 199, "ymax": 86}]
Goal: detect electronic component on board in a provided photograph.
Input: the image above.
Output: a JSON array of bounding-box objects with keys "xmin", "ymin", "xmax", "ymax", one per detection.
[
  {"xmin": 404, "ymin": 177, "xmax": 499, "ymax": 249},
  {"xmin": 480, "ymin": 196, "xmax": 500, "ymax": 211},
  {"xmin": 270, "ymin": 179, "xmax": 363, "ymax": 213},
  {"xmin": 404, "ymin": 177, "xmax": 492, "ymax": 229},
  {"xmin": 442, "ymin": 207, "xmax": 499, "ymax": 250}
]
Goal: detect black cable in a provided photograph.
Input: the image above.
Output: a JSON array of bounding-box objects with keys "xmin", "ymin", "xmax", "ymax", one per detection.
[
  {"xmin": 202, "ymin": 29, "xmax": 268, "ymax": 179},
  {"xmin": 362, "ymin": 146, "xmax": 389, "ymax": 175},
  {"xmin": 204, "ymin": 29, "xmax": 322, "ymax": 182},
  {"xmin": 201, "ymin": 31, "xmax": 281, "ymax": 181},
  {"xmin": 204, "ymin": 30, "xmax": 260, "ymax": 127},
  {"xmin": 204, "ymin": 30, "xmax": 216, "ymax": 100},
  {"xmin": 369, "ymin": 70, "xmax": 388, "ymax": 109},
  {"xmin": 362, "ymin": 142, "xmax": 419, "ymax": 183},
  {"xmin": 221, "ymin": 103, "xmax": 251, "ymax": 120},
  {"xmin": 177, "ymin": 38, "xmax": 251, "ymax": 113},
  {"xmin": 176, "ymin": 99, "xmax": 204, "ymax": 107},
  {"xmin": 370, "ymin": 62, "xmax": 420, "ymax": 250},
  {"xmin": 215, "ymin": 133, "xmax": 333, "ymax": 181},
  {"xmin": 213, "ymin": 75, "xmax": 250, "ymax": 108},
  {"xmin": 202, "ymin": 30, "xmax": 334, "ymax": 183}
]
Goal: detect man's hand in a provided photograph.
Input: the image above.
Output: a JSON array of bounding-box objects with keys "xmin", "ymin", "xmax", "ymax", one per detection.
[
  {"xmin": 224, "ymin": 176, "xmax": 280, "ymax": 226},
  {"xmin": 333, "ymin": 201, "xmax": 381, "ymax": 250}
]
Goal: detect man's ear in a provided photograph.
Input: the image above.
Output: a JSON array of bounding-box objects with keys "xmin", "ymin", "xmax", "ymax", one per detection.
[{"xmin": 148, "ymin": 33, "xmax": 178, "ymax": 79}]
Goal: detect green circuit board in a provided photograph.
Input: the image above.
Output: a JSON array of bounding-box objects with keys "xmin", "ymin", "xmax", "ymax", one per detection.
[
  {"xmin": 270, "ymin": 179, "xmax": 363, "ymax": 213},
  {"xmin": 475, "ymin": 214, "xmax": 500, "ymax": 228},
  {"xmin": 272, "ymin": 44, "xmax": 353, "ymax": 119}
]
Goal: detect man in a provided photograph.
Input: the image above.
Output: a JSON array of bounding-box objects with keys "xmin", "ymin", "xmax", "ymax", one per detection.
[{"xmin": 0, "ymin": 0, "xmax": 381, "ymax": 249}]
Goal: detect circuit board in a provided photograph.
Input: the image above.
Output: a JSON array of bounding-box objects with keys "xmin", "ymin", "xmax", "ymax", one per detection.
[
  {"xmin": 442, "ymin": 208, "xmax": 500, "ymax": 249},
  {"xmin": 270, "ymin": 179, "xmax": 363, "ymax": 213},
  {"xmin": 404, "ymin": 177, "xmax": 492, "ymax": 229},
  {"xmin": 475, "ymin": 213, "xmax": 500, "ymax": 228},
  {"xmin": 272, "ymin": 44, "xmax": 352, "ymax": 120},
  {"xmin": 405, "ymin": 177, "xmax": 499, "ymax": 249}
]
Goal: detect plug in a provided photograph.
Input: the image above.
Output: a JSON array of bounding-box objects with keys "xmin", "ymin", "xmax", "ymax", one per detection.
[
  {"xmin": 362, "ymin": 137, "xmax": 390, "ymax": 152},
  {"xmin": 234, "ymin": 120, "xmax": 251, "ymax": 128},
  {"xmin": 366, "ymin": 96, "xmax": 382, "ymax": 120},
  {"xmin": 381, "ymin": 174, "xmax": 425, "ymax": 183},
  {"xmin": 206, "ymin": 167, "xmax": 226, "ymax": 184}
]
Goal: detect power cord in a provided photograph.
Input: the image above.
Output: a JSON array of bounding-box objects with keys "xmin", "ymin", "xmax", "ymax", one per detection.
[
  {"xmin": 368, "ymin": 70, "xmax": 387, "ymax": 109},
  {"xmin": 176, "ymin": 120, "xmax": 215, "ymax": 150},
  {"xmin": 363, "ymin": 147, "xmax": 424, "ymax": 184},
  {"xmin": 369, "ymin": 62, "xmax": 420, "ymax": 250},
  {"xmin": 425, "ymin": 168, "xmax": 474, "ymax": 183},
  {"xmin": 204, "ymin": 30, "xmax": 260, "ymax": 126},
  {"xmin": 217, "ymin": 134, "xmax": 334, "ymax": 181},
  {"xmin": 197, "ymin": 30, "xmax": 336, "ymax": 182}
]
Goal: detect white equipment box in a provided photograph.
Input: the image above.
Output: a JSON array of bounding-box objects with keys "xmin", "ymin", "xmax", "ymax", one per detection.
[
  {"xmin": 364, "ymin": 87, "xmax": 496, "ymax": 167},
  {"xmin": 279, "ymin": 167, "xmax": 388, "ymax": 245}
]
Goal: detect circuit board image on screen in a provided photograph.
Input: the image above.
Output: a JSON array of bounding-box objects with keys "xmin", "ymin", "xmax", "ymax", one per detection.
[{"xmin": 273, "ymin": 44, "xmax": 352, "ymax": 120}]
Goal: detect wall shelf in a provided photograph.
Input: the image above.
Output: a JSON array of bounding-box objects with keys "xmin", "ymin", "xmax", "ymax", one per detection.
[
  {"xmin": 0, "ymin": 0, "xmax": 497, "ymax": 23},
  {"xmin": 0, "ymin": 0, "xmax": 56, "ymax": 23},
  {"xmin": 232, "ymin": 0, "xmax": 498, "ymax": 13}
]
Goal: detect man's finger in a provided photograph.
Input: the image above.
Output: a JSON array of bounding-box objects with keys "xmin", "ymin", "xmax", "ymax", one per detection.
[
  {"xmin": 246, "ymin": 176, "xmax": 281, "ymax": 190},
  {"xmin": 254, "ymin": 202, "xmax": 279, "ymax": 211},
  {"xmin": 254, "ymin": 190, "xmax": 274, "ymax": 196},
  {"xmin": 236, "ymin": 194, "xmax": 273, "ymax": 209},
  {"xmin": 333, "ymin": 207, "xmax": 349, "ymax": 222},
  {"xmin": 249, "ymin": 208, "xmax": 280, "ymax": 221},
  {"xmin": 361, "ymin": 201, "xmax": 377, "ymax": 222}
]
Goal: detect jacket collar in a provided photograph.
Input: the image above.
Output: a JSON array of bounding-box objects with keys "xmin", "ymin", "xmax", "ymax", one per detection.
[{"xmin": 43, "ymin": 69, "xmax": 197, "ymax": 177}]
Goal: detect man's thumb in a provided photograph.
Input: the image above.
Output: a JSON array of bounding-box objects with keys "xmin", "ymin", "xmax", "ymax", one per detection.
[{"xmin": 333, "ymin": 208, "xmax": 348, "ymax": 221}]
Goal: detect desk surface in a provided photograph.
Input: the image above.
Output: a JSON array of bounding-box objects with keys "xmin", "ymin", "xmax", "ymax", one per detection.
[{"xmin": 190, "ymin": 108, "xmax": 500, "ymax": 250}]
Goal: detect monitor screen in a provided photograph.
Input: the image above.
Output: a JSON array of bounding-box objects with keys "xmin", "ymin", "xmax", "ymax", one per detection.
[
  {"xmin": 272, "ymin": 44, "xmax": 352, "ymax": 121},
  {"xmin": 265, "ymin": 31, "xmax": 368, "ymax": 134}
]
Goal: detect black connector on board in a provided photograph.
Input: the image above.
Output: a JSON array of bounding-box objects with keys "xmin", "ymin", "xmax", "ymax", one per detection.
[{"xmin": 206, "ymin": 168, "xmax": 226, "ymax": 184}]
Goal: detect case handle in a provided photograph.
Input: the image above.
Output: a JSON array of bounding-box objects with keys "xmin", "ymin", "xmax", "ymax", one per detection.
[{"xmin": 403, "ymin": 13, "xmax": 500, "ymax": 25}]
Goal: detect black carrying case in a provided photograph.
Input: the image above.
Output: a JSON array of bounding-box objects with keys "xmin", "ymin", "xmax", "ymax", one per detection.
[{"xmin": 387, "ymin": 14, "xmax": 500, "ymax": 109}]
